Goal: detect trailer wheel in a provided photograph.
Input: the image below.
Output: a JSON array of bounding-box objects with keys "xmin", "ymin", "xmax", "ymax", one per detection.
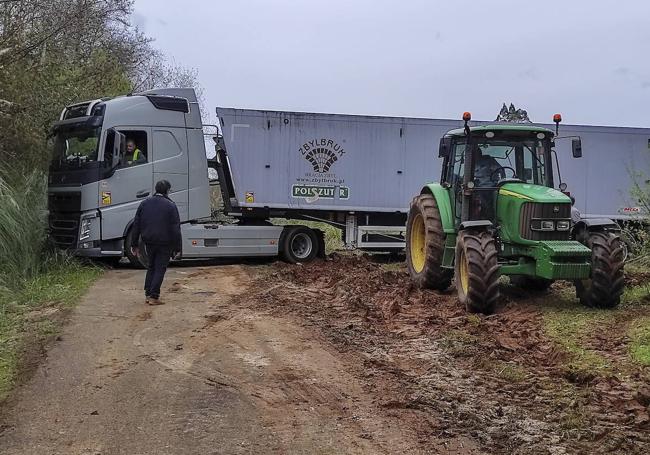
[
  {"xmin": 575, "ymin": 231, "xmax": 625, "ymax": 308},
  {"xmin": 406, "ymin": 193, "xmax": 452, "ymax": 290},
  {"xmin": 510, "ymin": 275, "xmax": 553, "ymax": 292},
  {"xmin": 124, "ymin": 228, "xmax": 147, "ymax": 268},
  {"xmin": 281, "ymin": 226, "xmax": 319, "ymax": 263},
  {"xmin": 455, "ymin": 230, "xmax": 500, "ymax": 314}
]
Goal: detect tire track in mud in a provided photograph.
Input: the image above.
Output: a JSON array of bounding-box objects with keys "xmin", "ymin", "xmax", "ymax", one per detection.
[{"xmin": 239, "ymin": 254, "xmax": 650, "ymax": 454}]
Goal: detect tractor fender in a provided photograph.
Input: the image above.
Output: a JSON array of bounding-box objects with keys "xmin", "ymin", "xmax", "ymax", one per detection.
[
  {"xmin": 420, "ymin": 184, "xmax": 455, "ymax": 234},
  {"xmin": 574, "ymin": 218, "xmax": 620, "ymax": 233}
]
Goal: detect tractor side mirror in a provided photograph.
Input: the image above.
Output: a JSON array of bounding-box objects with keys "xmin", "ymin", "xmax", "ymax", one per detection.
[
  {"xmin": 571, "ymin": 138, "xmax": 582, "ymax": 158},
  {"xmin": 439, "ymin": 137, "xmax": 452, "ymax": 158}
]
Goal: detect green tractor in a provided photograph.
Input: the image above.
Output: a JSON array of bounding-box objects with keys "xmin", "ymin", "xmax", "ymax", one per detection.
[{"xmin": 406, "ymin": 113, "xmax": 625, "ymax": 313}]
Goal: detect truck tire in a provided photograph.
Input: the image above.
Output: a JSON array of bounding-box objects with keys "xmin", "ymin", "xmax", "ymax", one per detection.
[
  {"xmin": 124, "ymin": 228, "xmax": 147, "ymax": 268},
  {"xmin": 510, "ymin": 275, "xmax": 553, "ymax": 292},
  {"xmin": 406, "ymin": 193, "xmax": 453, "ymax": 290},
  {"xmin": 455, "ymin": 230, "xmax": 500, "ymax": 314},
  {"xmin": 280, "ymin": 226, "xmax": 319, "ymax": 263},
  {"xmin": 575, "ymin": 231, "xmax": 625, "ymax": 308}
]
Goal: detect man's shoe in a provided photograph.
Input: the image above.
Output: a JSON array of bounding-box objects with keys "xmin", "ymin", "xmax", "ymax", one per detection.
[
  {"xmin": 145, "ymin": 297, "xmax": 150, "ymax": 305},
  {"xmin": 147, "ymin": 298, "xmax": 165, "ymax": 306}
]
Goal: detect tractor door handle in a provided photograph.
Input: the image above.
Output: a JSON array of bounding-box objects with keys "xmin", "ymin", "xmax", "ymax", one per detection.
[{"xmin": 136, "ymin": 190, "xmax": 150, "ymax": 198}]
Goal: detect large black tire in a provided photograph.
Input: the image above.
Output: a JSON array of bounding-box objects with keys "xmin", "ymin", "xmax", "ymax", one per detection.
[
  {"xmin": 575, "ymin": 231, "xmax": 625, "ymax": 308},
  {"xmin": 405, "ymin": 193, "xmax": 453, "ymax": 290},
  {"xmin": 454, "ymin": 230, "xmax": 500, "ymax": 314},
  {"xmin": 510, "ymin": 275, "xmax": 553, "ymax": 292},
  {"xmin": 280, "ymin": 226, "xmax": 319, "ymax": 263},
  {"xmin": 124, "ymin": 228, "xmax": 146, "ymax": 268}
]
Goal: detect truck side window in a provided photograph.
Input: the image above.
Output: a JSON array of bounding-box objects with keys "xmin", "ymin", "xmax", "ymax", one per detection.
[{"xmin": 120, "ymin": 130, "xmax": 148, "ymax": 167}]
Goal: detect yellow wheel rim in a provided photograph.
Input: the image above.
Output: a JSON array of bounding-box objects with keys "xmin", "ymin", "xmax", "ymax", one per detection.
[
  {"xmin": 459, "ymin": 250, "xmax": 469, "ymax": 294},
  {"xmin": 410, "ymin": 213, "xmax": 426, "ymax": 273}
]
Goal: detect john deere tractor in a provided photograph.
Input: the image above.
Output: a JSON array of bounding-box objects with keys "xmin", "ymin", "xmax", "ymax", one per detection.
[{"xmin": 406, "ymin": 113, "xmax": 625, "ymax": 313}]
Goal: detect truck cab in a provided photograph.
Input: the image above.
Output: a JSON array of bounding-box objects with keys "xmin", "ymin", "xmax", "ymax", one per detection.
[{"xmin": 48, "ymin": 88, "xmax": 211, "ymax": 264}]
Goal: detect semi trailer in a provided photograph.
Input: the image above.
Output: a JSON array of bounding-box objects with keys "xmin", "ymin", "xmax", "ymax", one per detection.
[{"xmin": 47, "ymin": 88, "xmax": 650, "ymax": 265}]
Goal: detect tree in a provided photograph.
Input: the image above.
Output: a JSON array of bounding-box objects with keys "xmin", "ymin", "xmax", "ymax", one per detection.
[{"xmin": 495, "ymin": 102, "xmax": 531, "ymax": 123}]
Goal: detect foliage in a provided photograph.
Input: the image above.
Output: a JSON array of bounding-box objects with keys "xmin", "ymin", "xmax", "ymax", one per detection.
[
  {"xmin": 495, "ymin": 102, "xmax": 531, "ymax": 123},
  {"xmin": 0, "ymin": 0, "xmax": 204, "ymax": 170},
  {"xmin": 0, "ymin": 167, "xmax": 48, "ymax": 284}
]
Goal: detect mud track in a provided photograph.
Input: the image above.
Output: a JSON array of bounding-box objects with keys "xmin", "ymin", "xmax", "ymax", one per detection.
[{"xmin": 245, "ymin": 254, "xmax": 650, "ymax": 454}]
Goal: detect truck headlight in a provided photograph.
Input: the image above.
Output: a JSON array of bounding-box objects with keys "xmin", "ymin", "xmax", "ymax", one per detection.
[
  {"xmin": 540, "ymin": 220, "xmax": 555, "ymax": 231},
  {"xmin": 79, "ymin": 218, "xmax": 92, "ymax": 241},
  {"xmin": 556, "ymin": 220, "xmax": 570, "ymax": 231}
]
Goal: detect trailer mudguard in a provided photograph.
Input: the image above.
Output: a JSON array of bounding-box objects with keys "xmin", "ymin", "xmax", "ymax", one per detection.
[{"xmin": 421, "ymin": 183, "xmax": 455, "ymax": 234}]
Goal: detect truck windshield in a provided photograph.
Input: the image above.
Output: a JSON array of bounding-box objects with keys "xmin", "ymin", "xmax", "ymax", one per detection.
[
  {"xmin": 49, "ymin": 127, "xmax": 101, "ymax": 169},
  {"xmin": 452, "ymin": 134, "xmax": 551, "ymax": 188}
]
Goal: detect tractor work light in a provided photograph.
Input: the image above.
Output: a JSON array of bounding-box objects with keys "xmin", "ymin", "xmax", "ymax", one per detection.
[
  {"xmin": 463, "ymin": 112, "xmax": 472, "ymax": 121},
  {"xmin": 553, "ymin": 114, "xmax": 562, "ymax": 123}
]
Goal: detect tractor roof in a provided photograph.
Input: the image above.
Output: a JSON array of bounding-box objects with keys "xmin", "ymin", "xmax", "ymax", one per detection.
[{"xmin": 445, "ymin": 124, "xmax": 555, "ymax": 137}]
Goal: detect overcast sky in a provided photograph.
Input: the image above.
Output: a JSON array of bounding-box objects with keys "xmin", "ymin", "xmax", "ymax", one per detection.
[{"xmin": 133, "ymin": 0, "xmax": 650, "ymax": 127}]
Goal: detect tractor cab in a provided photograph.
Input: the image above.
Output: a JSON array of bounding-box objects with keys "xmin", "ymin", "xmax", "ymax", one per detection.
[{"xmin": 439, "ymin": 123, "xmax": 555, "ymax": 227}]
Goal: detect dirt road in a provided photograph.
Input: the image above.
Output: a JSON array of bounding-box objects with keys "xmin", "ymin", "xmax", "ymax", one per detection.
[
  {"xmin": 1, "ymin": 255, "xmax": 648, "ymax": 454},
  {"xmin": 0, "ymin": 261, "xmax": 475, "ymax": 455}
]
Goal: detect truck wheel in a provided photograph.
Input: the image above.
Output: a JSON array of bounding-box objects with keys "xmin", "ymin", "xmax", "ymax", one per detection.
[
  {"xmin": 575, "ymin": 231, "xmax": 625, "ymax": 308},
  {"xmin": 280, "ymin": 226, "xmax": 319, "ymax": 263},
  {"xmin": 510, "ymin": 275, "xmax": 553, "ymax": 292},
  {"xmin": 406, "ymin": 193, "xmax": 452, "ymax": 290},
  {"xmin": 124, "ymin": 229, "xmax": 147, "ymax": 268},
  {"xmin": 455, "ymin": 230, "xmax": 500, "ymax": 314}
]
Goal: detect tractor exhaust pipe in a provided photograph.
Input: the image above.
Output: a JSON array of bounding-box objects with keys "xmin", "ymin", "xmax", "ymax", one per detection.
[{"xmin": 461, "ymin": 112, "xmax": 473, "ymax": 223}]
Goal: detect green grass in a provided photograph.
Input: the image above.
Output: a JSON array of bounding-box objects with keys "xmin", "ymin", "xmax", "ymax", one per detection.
[
  {"xmin": 0, "ymin": 260, "xmax": 102, "ymax": 400},
  {"xmin": 541, "ymin": 289, "xmax": 611, "ymax": 374},
  {"xmin": 629, "ymin": 317, "xmax": 650, "ymax": 366}
]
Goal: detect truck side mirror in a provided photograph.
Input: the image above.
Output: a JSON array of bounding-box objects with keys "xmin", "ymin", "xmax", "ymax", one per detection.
[
  {"xmin": 571, "ymin": 138, "xmax": 582, "ymax": 158},
  {"xmin": 439, "ymin": 137, "xmax": 452, "ymax": 158}
]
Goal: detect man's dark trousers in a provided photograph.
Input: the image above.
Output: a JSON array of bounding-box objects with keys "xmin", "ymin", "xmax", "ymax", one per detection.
[{"xmin": 144, "ymin": 244, "xmax": 171, "ymax": 299}]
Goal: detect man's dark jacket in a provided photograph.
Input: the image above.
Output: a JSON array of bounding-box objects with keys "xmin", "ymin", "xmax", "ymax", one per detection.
[{"xmin": 131, "ymin": 194, "xmax": 181, "ymax": 251}]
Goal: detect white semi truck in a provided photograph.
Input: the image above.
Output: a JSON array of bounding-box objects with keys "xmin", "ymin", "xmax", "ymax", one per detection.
[{"xmin": 48, "ymin": 88, "xmax": 649, "ymax": 265}]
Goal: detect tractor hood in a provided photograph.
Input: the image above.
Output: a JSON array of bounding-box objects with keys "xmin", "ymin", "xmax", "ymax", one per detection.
[{"xmin": 498, "ymin": 183, "xmax": 571, "ymax": 204}]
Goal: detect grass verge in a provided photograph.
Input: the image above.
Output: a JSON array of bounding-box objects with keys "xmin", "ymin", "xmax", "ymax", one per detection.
[
  {"xmin": 0, "ymin": 260, "xmax": 102, "ymax": 401},
  {"xmin": 629, "ymin": 317, "xmax": 650, "ymax": 366}
]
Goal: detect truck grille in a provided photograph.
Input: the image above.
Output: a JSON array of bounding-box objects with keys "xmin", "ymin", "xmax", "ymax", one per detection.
[
  {"xmin": 48, "ymin": 191, "xmax": 81, "ymax": 213},
  {"xmin": 519, "ymin": 202, "xmax": 571, "ymax": 241},
  {"xmin": 49, "ymin": 214, "xmax": 79, "ymax": 248}
]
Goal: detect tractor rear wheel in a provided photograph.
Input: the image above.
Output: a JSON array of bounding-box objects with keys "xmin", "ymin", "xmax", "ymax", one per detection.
[
  {"xmin": 575, "ymin": 231, "xmax": 625, "ymax": 308},
  {"xmin": 405, "ymin": 193, "xmax": 452, "ymax": 290},
  {"xmin": 510, "ymin": 275, "xmax": 553, "ymax": 292},
  {"xmin": 454, "ymin": 230, "xmax": 500, "ymax": 314}
]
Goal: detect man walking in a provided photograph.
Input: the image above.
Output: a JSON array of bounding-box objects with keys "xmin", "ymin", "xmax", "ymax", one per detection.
[{"xmin": 130, "ymin": 180, "xmax": 181, "ymax": 305}]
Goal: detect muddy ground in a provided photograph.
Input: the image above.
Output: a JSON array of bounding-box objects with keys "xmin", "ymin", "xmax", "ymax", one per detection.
[{"xmin": 0, "ymin": 254, "xmax": 648, "ymax": 454}]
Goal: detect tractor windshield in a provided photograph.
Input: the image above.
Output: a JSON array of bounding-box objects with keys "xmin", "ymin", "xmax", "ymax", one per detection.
[{"xmin": 450, "ymin": 131, "xmax": 552, "ymax": 188}]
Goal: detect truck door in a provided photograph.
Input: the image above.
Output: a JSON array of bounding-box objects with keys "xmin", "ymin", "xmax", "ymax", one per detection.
[
  {"xmin": 99, "ymin": 127, "xmax": 153, "ymax": 241},
  {"xmin": 152, "ymin": 128, "xmax": 189, "ymax": 221}
]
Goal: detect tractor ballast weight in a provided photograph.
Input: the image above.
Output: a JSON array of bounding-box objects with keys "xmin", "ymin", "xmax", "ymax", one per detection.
[{"xmin": 406, "ymin": 114, "xmax": 625, "ymax": 313}]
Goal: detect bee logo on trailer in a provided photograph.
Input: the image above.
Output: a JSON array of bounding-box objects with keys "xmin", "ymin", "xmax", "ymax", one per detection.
[{"xmin": 300, "ymin": 139, "xmax": 345, "ymax": 173}]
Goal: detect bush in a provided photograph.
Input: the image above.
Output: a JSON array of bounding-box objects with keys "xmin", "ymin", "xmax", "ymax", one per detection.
[{"xmin": 0, "ymin": 168, "xmax": 48, "ymax": 286}]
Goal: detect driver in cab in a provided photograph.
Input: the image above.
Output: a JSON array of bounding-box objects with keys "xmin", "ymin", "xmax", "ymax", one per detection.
[
  {"xmin": 473, "ymin": 145, "xmax": 504, "ymax": 187},
  {"xmin": 125, "ymin": 138, "xmax": 146, "ymax": 166}
]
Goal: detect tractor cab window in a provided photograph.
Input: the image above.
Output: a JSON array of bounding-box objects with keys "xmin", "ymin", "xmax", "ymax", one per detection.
[{"xmin": 463, "ymin": 134, "xmax": 551, "ymax": 188}]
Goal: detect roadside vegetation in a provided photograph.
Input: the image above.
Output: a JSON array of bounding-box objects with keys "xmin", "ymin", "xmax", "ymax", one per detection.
[{"xmin": 0, "ymin": 0, "xmax": 202, "ymax": 400}]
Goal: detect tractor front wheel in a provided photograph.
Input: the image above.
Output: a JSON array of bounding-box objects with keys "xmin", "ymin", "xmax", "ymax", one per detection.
[
  {"xmin": 454, "ymin": 230, "xmax": 500, "ymax": 314},
  {"xmin": 405, "ymin": 193, "xmax": 452, "ymax": 290},
  {"xmin": 575, "ymin": 231, "xmax": 625, "ymax": 308}
]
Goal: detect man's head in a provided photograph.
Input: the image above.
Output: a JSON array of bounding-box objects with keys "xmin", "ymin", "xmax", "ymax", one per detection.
[
  {"xmin": 155, "ymin": 180, "xmax": 172, "ymax": 195},
  {"xmin": 126, "ymin": 139, "xmax": 136, "ymax": 153}
]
